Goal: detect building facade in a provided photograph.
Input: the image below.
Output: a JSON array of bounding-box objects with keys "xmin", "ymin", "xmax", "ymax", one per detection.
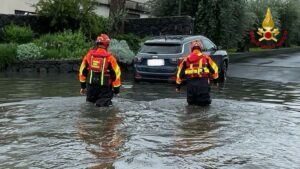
[
  {"xmin": 94, "ymin": 0, "xmax": 149, "ymax": 18},
  {"xmin": 0, "ymin": 0, "xmax": 149, "ymax": 18},
  {"xmin": 0, "ymin": 0, "xmax": 38, "ymax": 15}
]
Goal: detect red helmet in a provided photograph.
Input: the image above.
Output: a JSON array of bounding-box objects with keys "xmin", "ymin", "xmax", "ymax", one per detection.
[
  {"xmin": 191, "ymin": 40, "xmax": 203, "ymax": 51},
  {"xmin": 96, "ymin": 34, "xmax": 111, "ymax": 47}
]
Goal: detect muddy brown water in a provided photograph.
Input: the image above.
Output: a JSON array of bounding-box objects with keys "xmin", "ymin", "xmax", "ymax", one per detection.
[{"xmin": 0, "ymin": 73, "xmax": 299, "ymax": 169}]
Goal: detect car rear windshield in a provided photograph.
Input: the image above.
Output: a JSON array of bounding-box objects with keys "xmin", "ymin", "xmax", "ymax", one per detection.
[{"xmin": 140, "ymin": 43, "xmax": 182, "ymax": 54}]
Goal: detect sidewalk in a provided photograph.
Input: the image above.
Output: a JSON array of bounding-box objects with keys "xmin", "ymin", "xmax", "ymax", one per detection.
[{"xmin": 229, "ymin": 47, "xmax": 300, "ymax": 63}]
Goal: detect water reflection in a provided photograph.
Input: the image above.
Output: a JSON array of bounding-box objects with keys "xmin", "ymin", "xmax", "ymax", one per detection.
[
  {"xmin": 78, "ymin": 105, "xmax": 123, "ymax": 169},
  {"xmin": 169, "ymin": 106, "xmax": 219, "ymax": 157}
]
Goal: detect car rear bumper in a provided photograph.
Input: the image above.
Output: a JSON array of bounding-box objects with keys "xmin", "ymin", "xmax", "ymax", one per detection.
[{"xmin": 134, "ymin": 65, "xmax": 177, "ymax": 82}]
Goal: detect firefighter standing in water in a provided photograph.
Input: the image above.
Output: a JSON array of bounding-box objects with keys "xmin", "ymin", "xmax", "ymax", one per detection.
[
  {"xmin": 79, "ymin": 34, "xmax": 121, "ymax": 107},
  {"xmin": 176, "ymin": 40, "xmax": 219, "ymax": 106}
]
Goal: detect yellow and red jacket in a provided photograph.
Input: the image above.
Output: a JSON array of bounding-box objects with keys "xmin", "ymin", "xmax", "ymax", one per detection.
[
  {"xmin": 79, "ymin": 48, "xmax": 121, "ymax": 88},
  {"xmin": 176, "ymin": 50, "xmax": 218, "ymax": 85}
]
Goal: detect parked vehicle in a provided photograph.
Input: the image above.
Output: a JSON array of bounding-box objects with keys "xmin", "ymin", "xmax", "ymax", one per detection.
[{"xmin": 134, "ymin": 35, "xmax": 229, "ymax": 82}]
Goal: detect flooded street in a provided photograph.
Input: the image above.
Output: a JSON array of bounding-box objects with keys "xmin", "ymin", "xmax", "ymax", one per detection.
[{"xmin": 0, "ymin": 73, "xmax": 300, "ymax": 168}]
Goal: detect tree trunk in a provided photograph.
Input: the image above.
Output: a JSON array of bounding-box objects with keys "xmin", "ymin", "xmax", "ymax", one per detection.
[
  {"xmin": 109, "ymin": 0, "xmax": 126, "ymax": 17},
  {"xmin": 109, "ymin": 0, "xmax": 126, "ymax": 35}
]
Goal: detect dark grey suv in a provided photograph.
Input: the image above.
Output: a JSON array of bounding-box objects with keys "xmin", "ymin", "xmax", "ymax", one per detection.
[{"xmin": 134, "ymin": 35, "xmax": 229, "ymax": 82}]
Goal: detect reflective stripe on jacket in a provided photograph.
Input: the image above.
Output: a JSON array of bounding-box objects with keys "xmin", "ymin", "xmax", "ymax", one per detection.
[
  {"xmin": 79, "ymin": 48, "xmax": 121, "ymax": 87},
  {"xmin": 176, "ymin": 51, "xmax": 218, "ymax": 85}
]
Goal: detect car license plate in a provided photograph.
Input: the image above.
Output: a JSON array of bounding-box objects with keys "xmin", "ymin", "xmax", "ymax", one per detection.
[{"xmin": 147, "ymin": 59, "xmax": 165, "ymax": 66}]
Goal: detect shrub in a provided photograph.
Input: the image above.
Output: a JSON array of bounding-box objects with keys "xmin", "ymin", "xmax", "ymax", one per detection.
[
  {"xmin": 34, "ymin": 30, "xmax": 89, "ymax": 50},
  {"xmin": 17, "ymin": 43, "xmax": 43, "ymax": 61},
  {"xmin": 108, "ymin": 39, "xmax": 135, "ymax": 64},
  {"xmin": 3, "ymin": 24, "xmax": 34, "ymax": 44},
  {"xmin": 0, "ymin": 43, "xmax": 17, "ymax": 69},
  {"xmin": 35, "ymin": 0, "xmax": 97, "ymax": 32},
  {"xmin": 42, "ymin": 48, "xmax": 88, "ymax": 59},
  {"xmin": 80, "ymin": 14, "xmax": 109, "ymax": 39},
  {"xmin": 42, "ymin": 49, "xmax": 61, "ymax": 59},
  {"xmin": 114, "ymin": 34, "xmax": 142, "ymax": 54},
  {"xmin": 34, "ymin": 30, "xmax": 90, "ymax": 59}
]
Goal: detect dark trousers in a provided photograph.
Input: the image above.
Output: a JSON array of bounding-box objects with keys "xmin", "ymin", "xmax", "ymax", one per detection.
[
  {"xmin": 86, "ymin": 84, "xmax": 114, "ymax": 107},
  {"xmin": 186, "ymin": 78, "xmax": 212, "ymax": 106}
]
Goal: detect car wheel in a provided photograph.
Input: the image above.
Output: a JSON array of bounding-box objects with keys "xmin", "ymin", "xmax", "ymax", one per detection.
[{"xmin": 218, "ymin": 61, "xmax": 227, "ymax": 82}]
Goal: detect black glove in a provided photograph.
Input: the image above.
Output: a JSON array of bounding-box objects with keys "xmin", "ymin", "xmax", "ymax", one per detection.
[
  {"xmin": 113, "ymin": 87, "xmax": 120, "ymax": 95},
  {"xmin": 81, "ymin": 82, "xmax": 86, "ymax": 89},
  {"xmin": 212, "ymin": 79, "xmax": 218, "ymax": 84},
  {"xmin": 82, "ymin": 68, "xmax": 88, "ymax": 77},
  {"xmin": 176, "ymin": 84, "xmax": 181, "ymax": 91}
]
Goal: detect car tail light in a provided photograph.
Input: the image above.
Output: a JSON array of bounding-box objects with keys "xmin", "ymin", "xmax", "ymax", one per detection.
[
  {"xmin": 170, "ymin": 57, "xmax": 183, "ymax": 64},
  {"xmin": 178, "ymin": 57, "xmax": 184, "ymax": 63},
  {"xmin": 134, "ymin": 56, "xmax": 142, "ymax": 63},
  {"xmin": 169, "ymin": 75, "xmax": 176, "ymax": 80},
  {"xmin": 135, "ymin": 73, "xmax": 142, "ymax": 79},
  {"xmin": 171, "ymin": 58, "xmax": 177, "ymax": 62}
]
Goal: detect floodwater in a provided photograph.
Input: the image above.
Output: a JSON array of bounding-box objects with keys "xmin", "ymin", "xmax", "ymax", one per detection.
[{"xmin": 0, "ymin": 73, "xmax": 299, "ymax": 169}]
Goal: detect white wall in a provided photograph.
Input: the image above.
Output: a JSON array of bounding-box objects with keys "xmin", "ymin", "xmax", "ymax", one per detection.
[
  {"xmin": 94, "ymin": 6, "xmax": 110, "ymax": 18},
  {"xmin": 0, "ymin": 0, "xmax": 38, "ymax": 14},
  {"xmin": 0, "ymin": 0, "xmax": 148, "ymax": 18},
  {"xmin": 140, "ymin": 13, "xmax": 149, "ymax": 18}
]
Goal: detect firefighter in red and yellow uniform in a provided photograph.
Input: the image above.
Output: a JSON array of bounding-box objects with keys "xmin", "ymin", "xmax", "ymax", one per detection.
[
  {"xmin": 79, "ymin": 34, "xmax": 121, "ymax": 107},
  {"xmin": 176, "ymin": 40, "xmax": 218, "ymax": 106}
]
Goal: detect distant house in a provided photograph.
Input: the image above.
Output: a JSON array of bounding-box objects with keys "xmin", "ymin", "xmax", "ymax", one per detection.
[
  {"xmin": 0, "ymin": 0, "xmax": 149, "ymax": 18},
  {"xmin": 95, "ymin": 0, "xmax": 149, "ymax": 18},
  {"xmin": 0, "ymin": 0, "xmax": 38, "ymax": 15}
]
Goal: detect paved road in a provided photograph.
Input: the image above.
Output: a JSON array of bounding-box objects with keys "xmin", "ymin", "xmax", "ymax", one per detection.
[{"xmin": 228, "ymin": 52, "xmax": 300, "ymax": 83}]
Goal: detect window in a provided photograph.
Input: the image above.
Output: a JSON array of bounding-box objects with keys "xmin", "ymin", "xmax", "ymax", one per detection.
[
  {"xmin": 15, "ymin": 10, "xmax": 36, "ymax": 15},
  {"xmin": 202, "ymin": 39, "xmax": 216, "ymax": 51},
  {"xmin": 183, "ymin": 42, "xmax": 192, "ymax": 53},
  {"xmin": 126, "ymin": 13, "xmax": 140, "ymax": 18},
  {"xmin": 140, "ymin": 43, "xmax": 182, "ymax": 54}
]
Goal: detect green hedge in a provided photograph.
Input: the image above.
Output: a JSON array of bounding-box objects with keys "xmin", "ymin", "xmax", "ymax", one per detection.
[
  {"xmin": 0, "ymin": 43, "xmax": 17, "ymax": 69},
  {"xmin": 41, "ymin": 48, "xmax": 88, "ymax": 59},
  {"xmin": 34, "ymin": 30, "xmax": 90, "ymax": 59},
  {"xmin": 34, "ymin": 30, "xmax": 89, "ymax": 50},
  {"xmin": 3, "ymin": 24, "xmax": 34, "ymax": 44},
  {"xmin": 80, "ymin": 14, "xmax": 109, "ymax": 39},
  {"xmin": 0, "ymin": 30, "xmax": 141, "ymax": 67}
]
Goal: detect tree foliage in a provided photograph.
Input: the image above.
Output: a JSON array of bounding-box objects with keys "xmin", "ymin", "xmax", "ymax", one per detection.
[
  {"xmin": 150, "ymin": 0, "xmax": 300, "ymax": 48},
  {"xmin": 108, "ymin": 0, "xmax": 127, "ymax": 35},
  {"xmin": 3, "ymin": 24, "xmax": 34, "ymax": 44},
  {"xmin": 195, "ymin": 0, "xmax": 254, "ymax": 49},
  {"xmin": 35, "ymin": 0, "xmax": 82, "ymax": 31},
  {"xmin": 149, "ymin": 0, "xmax": 199, "ymax": 17},
  {"xmin": 274, "ymin": 0, "xmax": 300, "ymax": 46},
  {"xmin": 35, "ymin": 0, "xmax": 108, "ymax": 39}
]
